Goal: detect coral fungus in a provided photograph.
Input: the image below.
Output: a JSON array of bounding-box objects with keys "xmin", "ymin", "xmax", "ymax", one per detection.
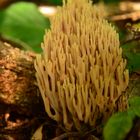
[{"xmin": 35, "ymin": 0, "xmax": 129, "ymax": 131}]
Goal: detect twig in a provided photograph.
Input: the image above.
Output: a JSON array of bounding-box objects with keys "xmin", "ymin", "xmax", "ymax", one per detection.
[
  {"xmin": 52, "ymin": 132, "xmax": 80, "ymax": 140},
  {"xmin": 52, "ymin": 126, "xmax": 99, "ymax": 140},
  {"xmin": 121, "ymin": 35, "xmax": 140, "ymax": 46},
  {"xmin": 110, "ymin": 11, "xmax": 140, "ymax": 21}
]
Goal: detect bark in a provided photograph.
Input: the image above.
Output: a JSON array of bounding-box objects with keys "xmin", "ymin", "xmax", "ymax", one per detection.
[{"xmin": 0, "ymin": 41, "xmax": 46, "ymax": 140}]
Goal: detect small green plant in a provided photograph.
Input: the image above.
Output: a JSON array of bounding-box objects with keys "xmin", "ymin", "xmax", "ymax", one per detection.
[
  {"xmin": 0, "ymin": 2, "xmax": 50, "ymax": 52},
  {"xmin": 121, "ymin": 22, "xmax": 140, "ymax": 73},
  {"xmin": 103, "ymin": 96, "xmax": 140, "ymax": 140}
]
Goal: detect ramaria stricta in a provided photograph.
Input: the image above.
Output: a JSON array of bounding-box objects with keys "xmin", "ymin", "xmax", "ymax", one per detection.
[{"xmin": 35, "ymin": 0, "xmax": 129, "ymax": 131}]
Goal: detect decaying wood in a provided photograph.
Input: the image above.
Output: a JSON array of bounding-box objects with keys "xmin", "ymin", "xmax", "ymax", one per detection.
[{"xmin": 0, "ymin": 41, "xmax": 46, "ymax": 140}]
